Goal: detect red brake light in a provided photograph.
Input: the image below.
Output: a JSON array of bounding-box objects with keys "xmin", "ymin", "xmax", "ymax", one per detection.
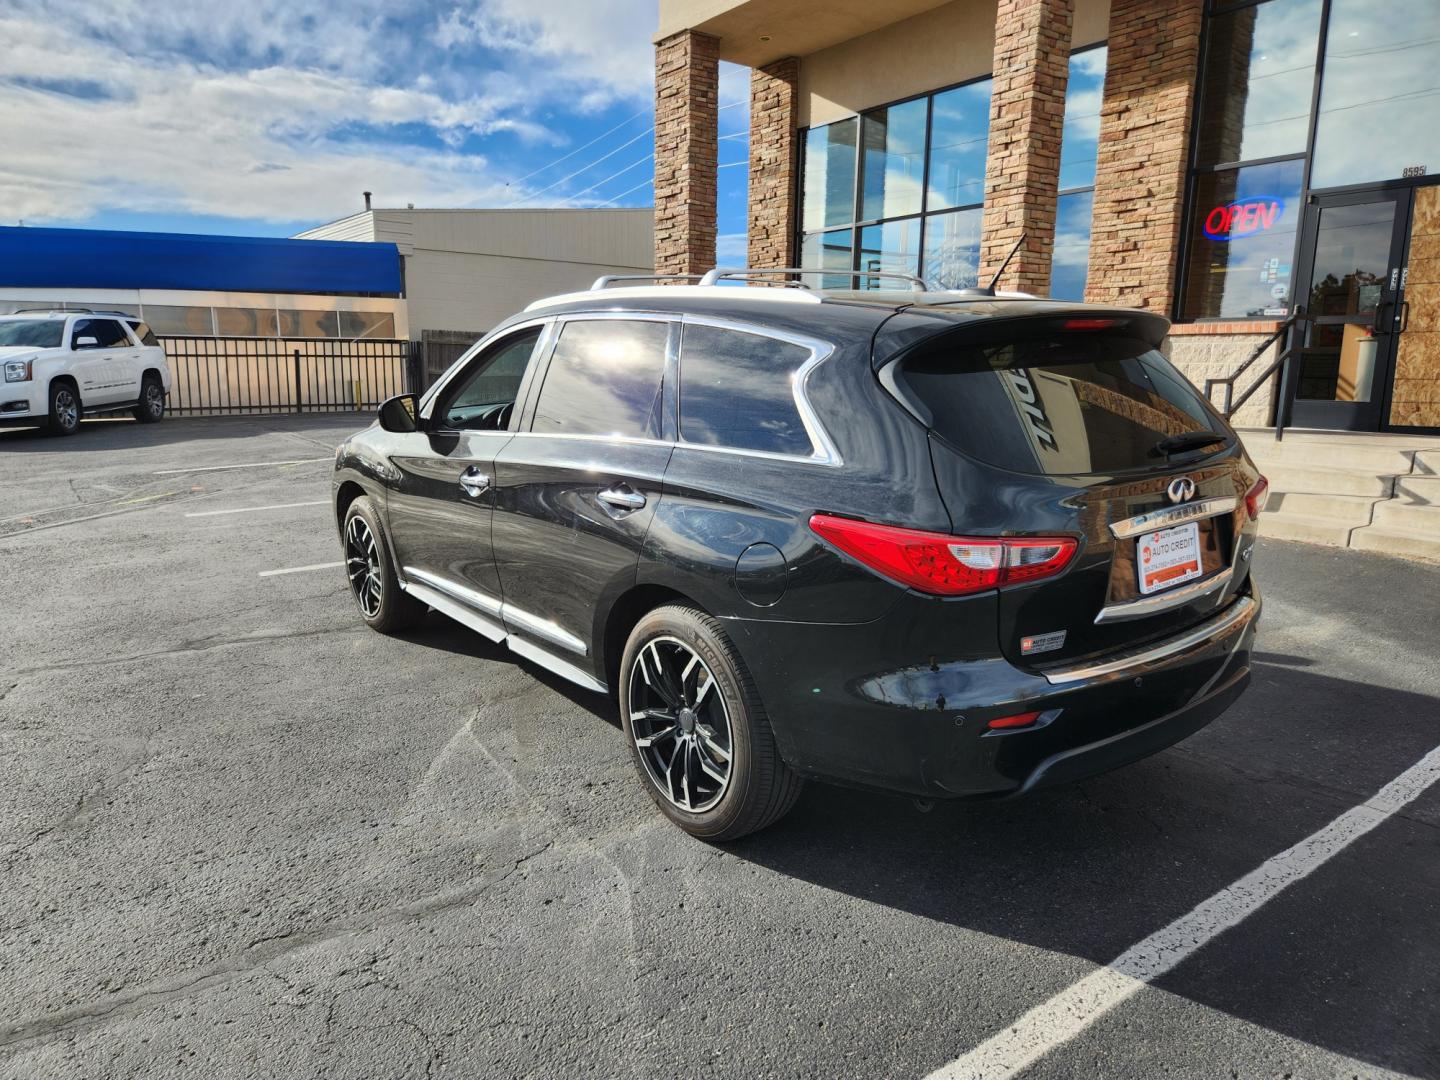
[
  {"xmin": 1244, "ymin": 476, "xmax": 1269, "ymax": 520},
  {"xmin": 809, "ymin": 514, "xmax": 1077, "ymax": 597},
  {"xmin": 1062, "ymin": 318, "xmax": 1117, "ymax": 331}
]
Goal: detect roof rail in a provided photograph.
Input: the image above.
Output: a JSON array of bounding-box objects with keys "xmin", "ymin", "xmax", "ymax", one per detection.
[
  {"xmin": 698, "ymin": 267, "xmax": 930, "ymax": 291},
  {"xmin": 13, "ymin": 306, "xmax": 88, "ymax": 314},
  {"xmin": 590, "ymin": 273, "xmax": 704, "ymax": 290}
]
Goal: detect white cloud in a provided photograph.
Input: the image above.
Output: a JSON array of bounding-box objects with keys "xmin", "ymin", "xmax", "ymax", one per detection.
[{"xmin": 0, "ymin": 1, "xmax": 659, "ymax": 225}]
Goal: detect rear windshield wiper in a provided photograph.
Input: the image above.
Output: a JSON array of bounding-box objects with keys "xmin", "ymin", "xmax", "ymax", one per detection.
[{"xmin": 1153, "ymin": 430, "xmax": 1227, "ymax": 456}]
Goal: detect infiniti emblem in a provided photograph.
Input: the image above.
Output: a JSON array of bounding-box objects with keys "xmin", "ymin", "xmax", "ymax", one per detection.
[{"xmin": 1167, "ymin": 476, "xmax": 1197, "ymax": 504}]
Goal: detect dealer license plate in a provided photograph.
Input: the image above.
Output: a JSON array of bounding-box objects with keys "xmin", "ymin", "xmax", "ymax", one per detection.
[{"xmin": 1137, "ymin": 522, "xmax": 1203, "ymax": 595}]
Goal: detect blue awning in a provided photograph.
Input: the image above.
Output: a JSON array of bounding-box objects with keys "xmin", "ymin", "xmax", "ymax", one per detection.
[{"xmin": 0, "ymin": 225, "xmax": 402, "ymax": 296}]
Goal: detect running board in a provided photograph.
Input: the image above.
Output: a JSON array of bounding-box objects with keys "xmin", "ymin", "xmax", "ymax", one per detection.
[{"xmin": 400, "ymin": 579, "xmax": 608, "ymax": 695}]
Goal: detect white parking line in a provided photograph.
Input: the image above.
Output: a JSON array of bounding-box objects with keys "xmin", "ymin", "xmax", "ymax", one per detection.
[
  {"xmin": 258, "ymin": 561, "xmax": 343, "ymax": 578},
  {"xmin": 153, "ymin": 457, "xmax": 330, "ymax": 475},
  {"xmin": 184, "ymin": 500, "xmax": 328, "ymax": 518},
  {"xmin": 927, "ymin": 742, "xmax": 1440, "ymax": 1080}
]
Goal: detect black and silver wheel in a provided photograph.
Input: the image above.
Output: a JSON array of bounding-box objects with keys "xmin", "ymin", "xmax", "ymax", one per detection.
[
  {"xmin": 46, "ymin": 381, "xmax": 80, "ymax": 436},
  {"xmin": 133, "ymin": 376, "xmax": 165, "ymax": 423},
  {"xmin": 620, "ymin": 605, "xmax": 802, "ymax": 841},
  {"xmin": 342, "ymin": 496, "xmax": 422, "ymax": 633}
]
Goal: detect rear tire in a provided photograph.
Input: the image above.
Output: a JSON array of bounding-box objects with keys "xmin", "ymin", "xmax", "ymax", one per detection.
[
  {"xmin": 620, "ymin": 604, "xmax": 802, "ymax": 841},
  {"xmin": 342, "ymin": 496, "xmax": 423, "ymax": 633},
  {"xmin": 133, "ymin": 375, "xmax": 165, "ymax": 423},
  {"xmin": 46, "ymin": 380, "xmax": 80, "ymax": 436}
]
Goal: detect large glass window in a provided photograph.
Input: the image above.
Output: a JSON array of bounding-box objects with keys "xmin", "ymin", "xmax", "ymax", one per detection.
[
  {"xmin": 531, "ymin": 320, "xmax": 668, "ymax": 439},
  {"xmin": 1195, "ymin": 0, "xmax": 1322, "ymax": 167},
  {"xmin": 144, "ymin": 305, "xmax": 215, "ymax": 336},
  {"xmin": 679, "ymin": 324, "xmax": 814, "ymax": 457},
  {"xmin": 1052, "ymin": 45, "xmax": 1108, "ymax": 301},
  {"xmin": 800, "ymin": 77, "xmax": 992, "ymax": 291},
  {"xmin": 1311, "ymin": 0, "xmax": 1440, "ymax": 189},
  {"xmin": 1182, "ymin": 158, "xmax": 1304, "ymax": 319}
]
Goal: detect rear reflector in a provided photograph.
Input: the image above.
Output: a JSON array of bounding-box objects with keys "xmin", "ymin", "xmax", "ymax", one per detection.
[
  {"xmin": 1244, "ymin": 475, "xmax": 1269, "ymax": 520},
  {"xmin": 988, "ymin": 710, "xmax": 1043, "ymax": 730},
  {"xmin": 809, "ymin": 514, "xmax": 1077, "ymax": 597}
]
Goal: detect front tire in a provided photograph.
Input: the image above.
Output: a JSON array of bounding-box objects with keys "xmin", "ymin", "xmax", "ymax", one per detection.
[
  {"xmin": 342, "ymin": 496, "xmax": 423, "ymax": 633},
  {"xmin": 46, "ymin": 381, "xmax": 80, "ymax": 436},
  {"xmin": 133, "ymin": 376, "xmax": 165, "ymax": 423},
  {"xmin": 620, "ymin": 605, "xmax": 802, "ymax": 841}
]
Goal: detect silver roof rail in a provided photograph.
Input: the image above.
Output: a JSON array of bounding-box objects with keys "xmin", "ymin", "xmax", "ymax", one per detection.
[
  {"xmin": 698, "ymin": 267, "xmax": 930, "ymax": 290},
  {"xmin": 590, "ymin": 273, "xmax": 704, "ymax": 290}
]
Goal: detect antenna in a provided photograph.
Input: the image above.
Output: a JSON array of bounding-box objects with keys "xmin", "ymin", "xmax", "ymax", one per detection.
[{"xmin": 980, "ymin": 234, "xmax": 1026, "ymax": 295}]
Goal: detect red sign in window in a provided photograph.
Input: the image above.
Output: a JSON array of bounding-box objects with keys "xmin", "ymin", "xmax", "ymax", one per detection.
[{"xmin": 1202, "ymin": 196, "xmax": 1285, "ymax": 242}]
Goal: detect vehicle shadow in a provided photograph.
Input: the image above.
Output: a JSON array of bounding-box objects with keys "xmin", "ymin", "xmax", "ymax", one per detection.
[
  {"xmin": 718, "ymin": 663, "xmax": 1440, "ymax": 1078},
  {"xmin": 0, "ymin": 413, "xmax": 371, "ymax": 453}
]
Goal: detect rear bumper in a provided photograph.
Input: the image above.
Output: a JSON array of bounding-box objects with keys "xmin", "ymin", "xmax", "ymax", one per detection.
[{"xmin": 727, "ymin": 587, "xmax": 1259, "ymax": 800}]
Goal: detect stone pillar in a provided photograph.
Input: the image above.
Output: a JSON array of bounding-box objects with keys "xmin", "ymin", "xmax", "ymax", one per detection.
[
  {"xmin": 980, "ymin": 0, "xmax": 1075, "ymax": 294},
  {"xmin": 1085, "ymin": 0, "xmax": 1204, "ymax": 311},
  {"xmin": 654, "ymin": 30, "xmax": 719, "ymax": 277},
  {"xmin": 748, "ymin": 57, "xmax": 801, "ymax": 270}
]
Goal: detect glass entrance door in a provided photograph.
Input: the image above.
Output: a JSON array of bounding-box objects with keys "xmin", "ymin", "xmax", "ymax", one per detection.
[{"xmin": 1283, "ymin": 189, "xmax": 1412, "ymax": 431}]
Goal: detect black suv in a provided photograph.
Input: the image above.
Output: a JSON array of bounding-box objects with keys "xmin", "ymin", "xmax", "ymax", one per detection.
[{"xmin": 332, "ymin": 272, "xmax": 1264, "ymax": 840}]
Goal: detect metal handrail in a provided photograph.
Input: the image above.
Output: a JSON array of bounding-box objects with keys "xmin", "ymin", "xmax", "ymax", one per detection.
[
  {"xmin": 1203, "ymin": 308, "xmax": 1308, "ymax": 425},
  {"xmin": 697, "ymin": 267, "xmax": 930, "ymax": 290}
]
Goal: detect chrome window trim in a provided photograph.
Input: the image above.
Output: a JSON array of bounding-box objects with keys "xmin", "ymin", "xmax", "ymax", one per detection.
[
  {"xmin": 1044, "ymin": 595, "xmax": 1257, "ymax": 686},
  {"xmin": 1108, "ymin": 496, "xmax": 1239, "ymax": 539},
  {"xmin": 1093, "ymin": 566, "xmax": 1234, "ymax": 624},
  {"xmin": 676, "ymin": 313, "xmax": 843, "ymax": 468},
  {"xmin": 403, "ymin": 566, "xmax": 588, "ymax": 656}
]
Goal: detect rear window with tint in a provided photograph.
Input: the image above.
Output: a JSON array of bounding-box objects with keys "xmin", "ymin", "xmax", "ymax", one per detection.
[
  {"xmin": 898, "ymin": 332, "xmax": 1226, "ymax": 476},
  {"xmin": 680, "ymin": 324, "xmax": 815, "ymax": 457}
]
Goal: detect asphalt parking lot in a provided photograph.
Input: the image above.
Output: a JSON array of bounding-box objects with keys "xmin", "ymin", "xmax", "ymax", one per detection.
[{"xmin": 1, "ymin": 414, "xmax": 1437, "ymax": 1080}]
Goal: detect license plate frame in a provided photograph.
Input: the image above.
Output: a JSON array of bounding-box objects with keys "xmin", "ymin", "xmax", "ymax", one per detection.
[{"xmin": 1137, "ymin": 521, "xmax": 1204, "ymax": 595}]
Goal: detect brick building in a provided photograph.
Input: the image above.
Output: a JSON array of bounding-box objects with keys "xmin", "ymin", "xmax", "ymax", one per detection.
[{"xmin": 652, "ymin": 0, "xmax": 1440, "ymax": 441}]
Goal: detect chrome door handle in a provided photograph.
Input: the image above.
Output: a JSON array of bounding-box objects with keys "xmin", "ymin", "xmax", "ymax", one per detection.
[
  {"xmin": 459, "ymin": 466, "xmax": 490, "ymax": 498},
  {"xmin": 597, "ymin": 487, "xmax": 646, "ymax": 511}
]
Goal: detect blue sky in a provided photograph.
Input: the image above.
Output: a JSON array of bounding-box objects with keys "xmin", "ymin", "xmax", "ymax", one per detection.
[{"xmin": 0, "ymin": 0, "xmax": 750, "ymax": 261}]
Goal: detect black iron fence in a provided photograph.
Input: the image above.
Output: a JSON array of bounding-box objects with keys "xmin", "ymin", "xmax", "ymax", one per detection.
[{"xmin": 159, "ymin": 336, "xmax": 414, "ymax": 416}]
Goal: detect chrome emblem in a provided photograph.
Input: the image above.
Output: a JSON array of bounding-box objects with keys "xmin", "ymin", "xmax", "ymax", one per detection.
[{"xmin": 1166, "ymin": 476, "xmax": 1197, "ymax": 504}]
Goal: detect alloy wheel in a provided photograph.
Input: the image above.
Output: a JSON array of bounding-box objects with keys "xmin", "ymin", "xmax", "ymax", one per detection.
[
  {"xmin": 54, "ymin": 389, "xmax": 77, "ymax": 430},
  {"xmin": 145, "ymin": 383, "xmax": 164, "ymax": 417},
  {"xmin": 628, "ymin": 636, "xmax": 734, "ymax": 812},
  {"xmin": 345, "ymin": 515, "xmax": 383, "ymax": 618}
]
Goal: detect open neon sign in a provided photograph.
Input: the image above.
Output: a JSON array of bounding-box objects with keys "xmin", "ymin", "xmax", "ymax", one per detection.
[{"xmin": 1202, "ymin": 196, "xmax": 1285, "ymax": 241}]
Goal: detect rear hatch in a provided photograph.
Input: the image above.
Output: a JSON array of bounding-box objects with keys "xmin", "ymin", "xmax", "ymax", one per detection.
[{"xmin": 878, "ymin": 311, "xmax": 1261, "ymax": 667}]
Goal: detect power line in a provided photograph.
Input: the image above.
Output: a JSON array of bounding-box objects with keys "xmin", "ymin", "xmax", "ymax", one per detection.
[
  {"xmin": 507, "ymin": 127, "xmax": 653, "ymax": 206},
  {"xmin": 506, "ymin": 106, "xmax": 649, "ymax": 187},
  {"xmin": 602, "ymin": 177, "xmax": 654, "ymax": 205}
]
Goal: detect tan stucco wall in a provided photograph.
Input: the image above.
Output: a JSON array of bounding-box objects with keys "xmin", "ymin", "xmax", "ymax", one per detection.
[
  {"xmin": 1391, "ymin": 185, "xmax": 1440, "ymax": 428},
  {"xmin": 797, "ymin": 0, "xmax": 1109, "ymax": 127}
]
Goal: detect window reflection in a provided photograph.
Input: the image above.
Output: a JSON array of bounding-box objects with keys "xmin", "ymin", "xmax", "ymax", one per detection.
[
  {"xmin": 801, "ymin": 229, "xmax": 855, "ymax": 289},
  {"xmin": 858, "ymin": 218, "xmax": 921, "ymax": 287},
  {"xmin": 1052, "ymin": 191, "xmax": 1094, "ymax": 302},
  {"xmin": 531, "ymin": 320, "xmax": 668, "ymax": 439},
  {"xmin": 1195, "ymin": 0, "xmax": 1322, "ymax": 166},
  {"xmin": 861, "ymin": 99, "xmax": 927, "ymax": 221},
  {"xmin": 927, "ymin": 81, "xmax": 991, "ymax": 211},
  {"xmin": 1311, "ymin": 0, "xmax": 1440, "ymax": 188},
  {"xmin": 1058, "ymin": 47, "xmax": 1106, "ymax": 191},
  {"xmin": 921, "ymin": 208, "xmax": 983, "ymax": 290},
  {"xmin": 802, "ymin": 119, "xmax": 858, "ymax": 231}
]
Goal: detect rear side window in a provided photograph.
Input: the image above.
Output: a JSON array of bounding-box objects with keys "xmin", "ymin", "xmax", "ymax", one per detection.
[
  {"xmin": 127, "ymin": 321, "xmax": 160, "ymax": 346},
  {"xmin": 71, "ymin": 319, "xmax": 131, "ymax": 349},
  {"xmin": 531, "ymin": 320, "xmax": 668, "ymax": 439},
  {"xmin": 898, "ymin": 331, "xmax": 1225, "ymax": 476},
  {"xmin": 679, "ymin": 324, "xmax": 815, "ymax": 457}
]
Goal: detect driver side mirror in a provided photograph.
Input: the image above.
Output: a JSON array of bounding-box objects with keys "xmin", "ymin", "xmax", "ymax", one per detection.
[
  {"xmin": 377, "ymin": 393, "xmax": 419, "ymax": 433},
  {"xmin": 74, "ymin": 336, "xmax": 99, "ymax": 349}
]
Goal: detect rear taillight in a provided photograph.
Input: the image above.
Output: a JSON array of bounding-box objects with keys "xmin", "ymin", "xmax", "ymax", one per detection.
[
  {"xmin": 988, "ymin": 711, "xmax": 1043, "ymax": 730},
  {"xmin": 1244, "ymin": 476, "xmax": 1269, "ymax": 520},
  {"xmin": 809, "ymin": 514, "xmax": 1077, "ymax": 597}
]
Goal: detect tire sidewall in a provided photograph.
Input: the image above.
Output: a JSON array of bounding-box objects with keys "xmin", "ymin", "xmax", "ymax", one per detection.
[
  {"xmin": 619, "ymin": 607, "xmax": 758, "ymax": 839},
  {"xmin": 48, "ymin": 382, "xmax": 80, "ymax": 436},
  {"xmin": 343, "ymin": 496, "xmax": 404, "ymax": 629},
  {"xmin": 137, "ymin": 377, "xmax": 165, "ymax": 422}
]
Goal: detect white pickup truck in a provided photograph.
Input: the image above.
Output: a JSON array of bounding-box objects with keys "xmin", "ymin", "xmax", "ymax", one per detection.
[{"xmin": 0, "ymin": 310, "xmax": 172, "ymax": 435}]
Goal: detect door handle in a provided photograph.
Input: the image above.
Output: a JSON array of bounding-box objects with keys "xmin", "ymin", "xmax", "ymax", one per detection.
[
  {"xmin": 597, "ymin": 486, "xmax": 646, "ymax": 511},
  {"xmin": 458, "ymin": 466, "xmax": 490, "ymax": 498}
]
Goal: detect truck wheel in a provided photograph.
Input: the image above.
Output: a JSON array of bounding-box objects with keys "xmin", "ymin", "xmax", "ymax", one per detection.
[
  {"xmin": 133, "ymin": 376, "xmax": 165, "ymax": 423},
  {"xmin": 47, "ymin": 381, "xmax": 80, "ymax": 436}
]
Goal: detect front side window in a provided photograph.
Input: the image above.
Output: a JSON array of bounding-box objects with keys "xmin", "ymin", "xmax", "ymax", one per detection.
[
  {"xmin": 72, "ymin": 319, "xmax": 130, "ymax": 349},
  {"xmin": 531, "ymin": 320, "xmax": 668, "ymax": 439},
  {"xmin": 679, "ymin": 324, "xmax": 815, "ymax": 457},
  {"xmin": 437, "ymin": 326, "xmax": 541, "ymax": 431}
]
